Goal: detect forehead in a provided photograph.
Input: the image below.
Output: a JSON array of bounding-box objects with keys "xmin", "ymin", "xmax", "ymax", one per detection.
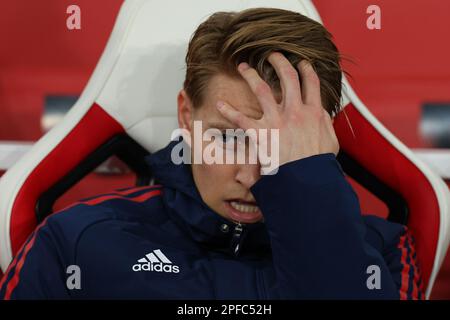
[{"xmin": 195, "ymin": 73, "xmax": 263, "ymax": 126}]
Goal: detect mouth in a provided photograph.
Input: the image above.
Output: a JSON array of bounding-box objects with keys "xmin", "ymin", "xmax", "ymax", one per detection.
[{"xmin": 224, "ymin": 199, "xmax": 263, "ymax": 224}]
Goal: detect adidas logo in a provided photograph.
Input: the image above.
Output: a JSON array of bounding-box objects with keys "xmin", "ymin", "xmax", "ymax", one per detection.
[{"xmin": 132, "ymin": 249, "xmax": 180, "ymax": 273}]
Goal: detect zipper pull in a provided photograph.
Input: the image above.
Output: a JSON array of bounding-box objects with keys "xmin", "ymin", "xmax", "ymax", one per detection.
[{"xmin": 231, "ymin": 222, "xmax": 244, "ymax": 256}]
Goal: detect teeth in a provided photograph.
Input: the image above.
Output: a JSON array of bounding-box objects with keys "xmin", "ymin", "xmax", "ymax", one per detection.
[{"xmin": 230, "ymin": 201, "xmax": 260, "ymax": 213}]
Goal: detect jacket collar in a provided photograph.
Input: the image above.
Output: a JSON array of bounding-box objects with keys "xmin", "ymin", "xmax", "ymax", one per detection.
[{"xmin": 144, "ymin": 139, "xmax": 271, "ymax": 257}]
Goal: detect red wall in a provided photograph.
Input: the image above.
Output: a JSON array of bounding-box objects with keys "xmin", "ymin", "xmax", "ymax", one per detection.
[
  {"xmin": 315, "ymin": 0, "xmax": 450, "ymax": 148},
  {"xmin": 0, "ymin": 0, "xmax": 123, "ymax": 141}
]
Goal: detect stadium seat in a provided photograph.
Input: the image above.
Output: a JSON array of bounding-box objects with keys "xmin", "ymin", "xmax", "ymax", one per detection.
[{"xmin": 0, "ymin": 0, "xmax": 449, "ymax": 299}]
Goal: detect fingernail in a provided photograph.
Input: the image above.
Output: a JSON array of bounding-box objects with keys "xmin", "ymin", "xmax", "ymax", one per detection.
[
  {"xmin": 216, "ymin": 101, "xmax": 225, "ymax": 109},
  {"xmin": 238, "ymin": 62, "xmax": 250, "ymax": 72}
]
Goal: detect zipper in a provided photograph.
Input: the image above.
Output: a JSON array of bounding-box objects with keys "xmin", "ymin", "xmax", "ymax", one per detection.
[{"xmin": 230, "ymin": 222, "xmax": 244, "ymax": 257}]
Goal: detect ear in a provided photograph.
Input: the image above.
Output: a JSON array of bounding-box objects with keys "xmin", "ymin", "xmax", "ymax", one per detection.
[{"xmin": 177, "ymin": 89, "xmax": 194, "ymax": 133}]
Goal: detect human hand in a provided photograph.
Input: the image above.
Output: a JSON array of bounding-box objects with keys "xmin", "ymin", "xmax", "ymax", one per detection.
[{"xmin": 216, "ymin": 52, "xmax": 339, "ymax": 175}]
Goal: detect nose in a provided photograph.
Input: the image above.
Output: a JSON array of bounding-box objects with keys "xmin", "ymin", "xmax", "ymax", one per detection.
[{"xmin": 235, "ymin": 163, "xmax": 261, "ymax": 189}]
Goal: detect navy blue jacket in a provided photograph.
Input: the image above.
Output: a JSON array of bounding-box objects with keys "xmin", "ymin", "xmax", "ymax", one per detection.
[{"xmin": 0, "ymin": 141, "xmax": 422, "ymax": 299}]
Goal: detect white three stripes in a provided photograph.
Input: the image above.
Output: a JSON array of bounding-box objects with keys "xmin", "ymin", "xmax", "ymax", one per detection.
[
  {"xmin": 140, "ymin": 249, "xmax": 173, "ymax": 264},
  {"xmin": 145, "ymin": 253, "xmax": 160, "ymax": 263},
  {"xmin": 153, "ymin": 249, "xmax": 172, "ymax": 263}
]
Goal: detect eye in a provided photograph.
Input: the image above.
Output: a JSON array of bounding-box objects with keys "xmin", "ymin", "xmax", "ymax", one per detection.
[
  {"xmin": 220, "ymin": 133, "xmax": 238, "ymax": 151},
  {"xmin": 221, "ymin": 133, "xmax": 236, "ymax": 144}
]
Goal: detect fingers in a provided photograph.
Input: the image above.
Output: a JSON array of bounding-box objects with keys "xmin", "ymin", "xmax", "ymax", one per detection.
[
  {"xmin": 297, "ymin": 60, "xmax": 322, "ymax": 107},
  {"xmin": 216, "ymin": 100, "xmax": 255, "ymax": 130},
  {"xmin": 254, "ymin": 53, "xmax": 322, "ymax": 110},
  {"xmin": 237, "ymin": 62, "xmax": 279, "ymax": 117},
  {"xmin": 267, "ymin": 52, "xmax": 302, "ymax": 108}
]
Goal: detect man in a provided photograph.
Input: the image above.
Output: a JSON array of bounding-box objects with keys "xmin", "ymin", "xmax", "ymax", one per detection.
[{"xmin": 0, "ymin": 8, "xmax": 422, "ymax": 299}]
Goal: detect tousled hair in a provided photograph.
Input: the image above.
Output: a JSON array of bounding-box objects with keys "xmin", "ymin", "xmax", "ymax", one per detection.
[{"xmin": 183, "ymin": 7, "xmax": 348, "ymax": 117}]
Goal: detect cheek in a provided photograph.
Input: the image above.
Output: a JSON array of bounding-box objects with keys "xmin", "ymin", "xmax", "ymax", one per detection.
[{"xmin": 192, "ymin": 163, "xmax": 237, "ymax": 199}]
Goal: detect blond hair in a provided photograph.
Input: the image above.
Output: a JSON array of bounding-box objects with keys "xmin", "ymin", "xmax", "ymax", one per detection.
[{"xmin": 183, "ymin": 7, "xmax": 346, "ymax": 117}]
